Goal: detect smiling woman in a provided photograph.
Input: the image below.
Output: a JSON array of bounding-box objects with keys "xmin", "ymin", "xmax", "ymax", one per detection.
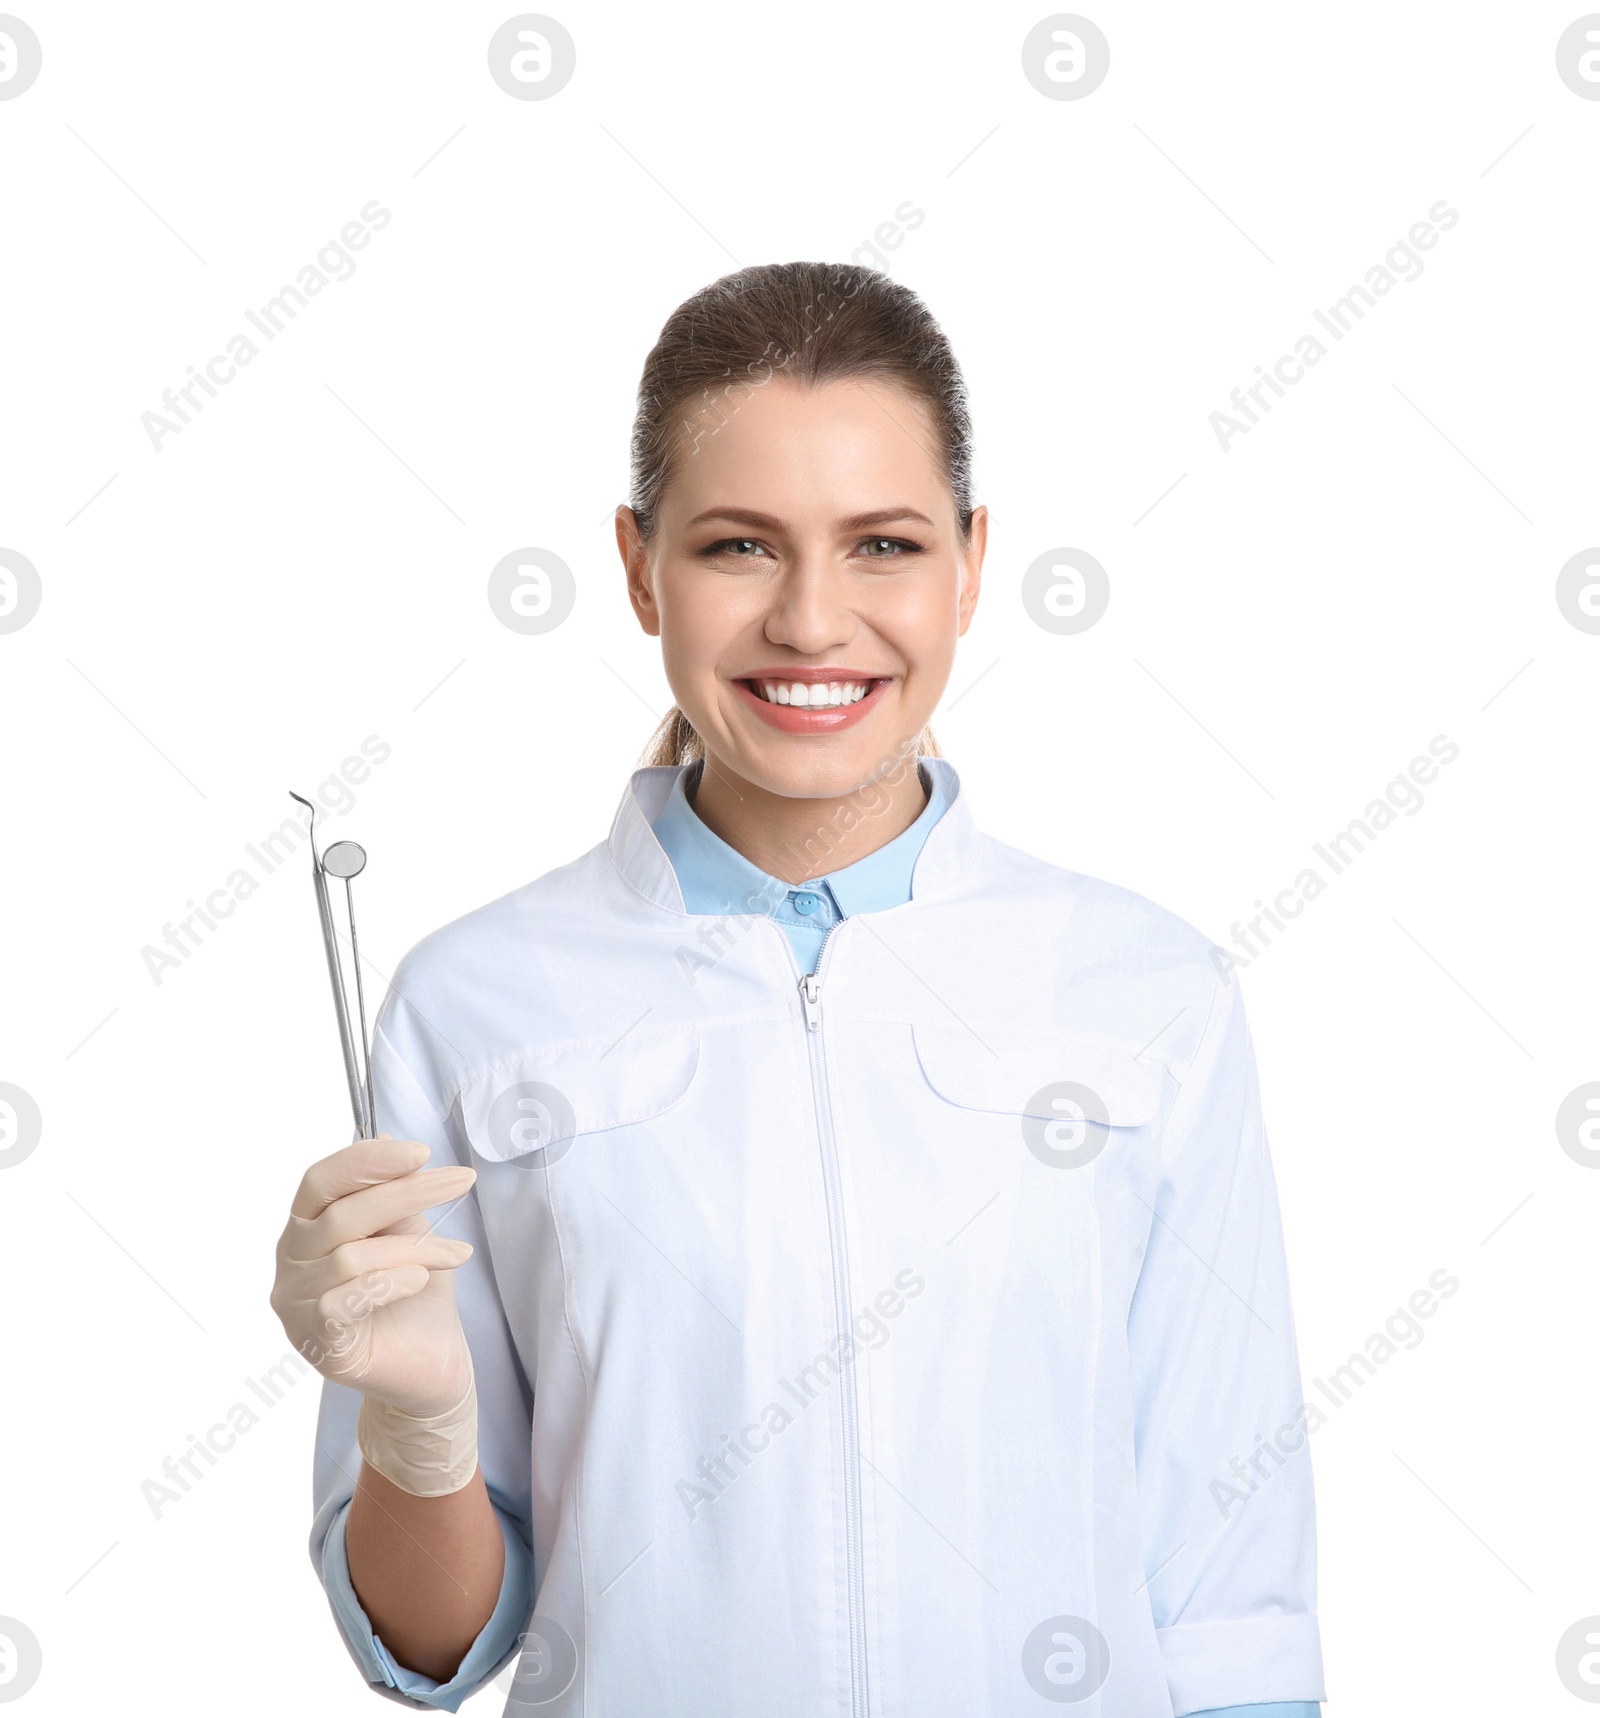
[
  {"xmin": 274, "ymin": 261, "xmax": 1326, "ymax": 1718},
  {"xmin": 619, "ymin": 263, "xmax": 981, "ymax": 876}
]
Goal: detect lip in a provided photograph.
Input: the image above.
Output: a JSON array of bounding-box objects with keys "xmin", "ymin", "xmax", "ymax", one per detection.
[{"xmin": 731, "ymin": 671, "xmax": 891, "ymax": 734}]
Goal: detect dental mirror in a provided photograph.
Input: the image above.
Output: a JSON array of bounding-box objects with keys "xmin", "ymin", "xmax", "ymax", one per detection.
[{"xmin": 322, "ymin": 840, "xmax": 368, "ymax": 879}]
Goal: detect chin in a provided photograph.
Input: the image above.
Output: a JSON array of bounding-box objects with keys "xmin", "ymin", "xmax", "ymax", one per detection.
[{"xmin": 737, "ymin": 726, "xmax": 920, "ymax": 802}]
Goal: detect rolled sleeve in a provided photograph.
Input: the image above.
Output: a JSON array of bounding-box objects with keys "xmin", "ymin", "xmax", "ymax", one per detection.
[
  {"xmin": 1128, "ymin": 973, "xmax": 1326, "ymax": 1712},
  {"xmin": 320, "ymin": 1493, "xmax": 532, "ymax": 1711}
]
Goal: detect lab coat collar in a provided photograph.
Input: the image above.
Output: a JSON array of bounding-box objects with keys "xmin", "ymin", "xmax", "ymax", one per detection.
[
  {"xmin": 824, "ymin": 763, "xmax": 951, "ymax": 915},
  {"xmin": 607, "ymin": 756, "xmax": 979, "ymax": 916}
]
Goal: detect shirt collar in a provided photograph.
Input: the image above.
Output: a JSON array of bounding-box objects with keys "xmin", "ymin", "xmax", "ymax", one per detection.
[
  {"xmin": 651, "ymin": 760, "xmax": 950, "ymax": 921},
  {"xmin": 607, "ymin": 756, "xmax": 978, "ymax": 915},
  {"xmin": 821, "ymin": 767, "xmax": 950, "ymax": 915}
]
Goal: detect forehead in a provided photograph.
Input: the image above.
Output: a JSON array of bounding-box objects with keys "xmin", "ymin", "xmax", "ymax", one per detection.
[{"xmin": 662, "ymin": 376, "xmax": 949, "ymax": 523}]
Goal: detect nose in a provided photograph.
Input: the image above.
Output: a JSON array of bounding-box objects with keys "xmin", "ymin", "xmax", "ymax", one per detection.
[{"xmin": 763, "ymin": 553, "xmax": 856, "ymax": 657}]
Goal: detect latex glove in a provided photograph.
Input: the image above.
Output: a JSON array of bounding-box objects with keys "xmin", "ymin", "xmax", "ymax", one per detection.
[{"xmin": 271, "ymin": 1134, "xmax": 481, "ymax": 1494}]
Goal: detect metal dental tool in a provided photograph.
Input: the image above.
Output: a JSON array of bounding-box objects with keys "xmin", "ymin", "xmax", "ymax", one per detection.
[{"xmin": 290, "ymin": 791, "xmax": 376, "ymax": 1138}]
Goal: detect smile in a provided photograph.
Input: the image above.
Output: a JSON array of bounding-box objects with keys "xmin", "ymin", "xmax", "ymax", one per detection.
[{"xmin": 733, "ymin": 673, "xmax": 889, "ymax": 734}]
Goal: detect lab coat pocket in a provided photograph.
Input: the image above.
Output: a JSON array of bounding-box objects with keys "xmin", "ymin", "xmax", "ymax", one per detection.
[
  {"xmin": 912, "ymin": 1021, "xmax": 1159, "ymax": 1168},
  {"xmin": 457, "ymin": 1027, "xmax": 700, "ymax": 1168}
]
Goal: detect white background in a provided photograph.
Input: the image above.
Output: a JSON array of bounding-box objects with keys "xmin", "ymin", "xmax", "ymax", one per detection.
[{"xmin": 2, "ymin": 2, "xmax": 1597, "ymax": 1712}]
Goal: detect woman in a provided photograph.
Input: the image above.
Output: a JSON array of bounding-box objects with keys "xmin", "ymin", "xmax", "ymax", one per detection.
[{"xmin": 272, "ymin": 262, "xmax": 1324, "ymax": 1716}]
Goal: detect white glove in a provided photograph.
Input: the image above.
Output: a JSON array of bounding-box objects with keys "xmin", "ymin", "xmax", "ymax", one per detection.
[{"xmin": 271, "ymin": 1134, "xmax": 482, "ymax": 1496}]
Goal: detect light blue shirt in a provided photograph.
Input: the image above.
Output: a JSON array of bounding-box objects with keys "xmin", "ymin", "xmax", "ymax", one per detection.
[
  {"xmin": 651, "ymin": 760, "xmax": 951, "ymax": 974},
  {"xmin": 317, "ymin": 762, "xmax": 1318, "ymax": 1717}
]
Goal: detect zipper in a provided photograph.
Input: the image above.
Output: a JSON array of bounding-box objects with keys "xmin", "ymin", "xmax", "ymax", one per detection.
[{"xmin": 797, "ymin": 927, "xmax": 869, "ymax": 1718}]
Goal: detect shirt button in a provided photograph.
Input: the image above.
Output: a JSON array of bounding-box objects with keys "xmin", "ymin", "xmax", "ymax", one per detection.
[{"xmin": 791, "ymin": 891, "xmax": 822, "ymax": 916}]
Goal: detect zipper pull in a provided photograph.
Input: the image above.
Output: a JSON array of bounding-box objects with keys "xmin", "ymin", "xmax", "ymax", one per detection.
[{"xmin": 799, "ymin": 972, "xmax": 823, "ymax": 1031}]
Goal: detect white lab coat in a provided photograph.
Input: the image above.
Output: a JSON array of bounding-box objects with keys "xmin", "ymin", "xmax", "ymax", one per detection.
[{"xmin": 310, "ymin": 761, "xmax": 1324, "ymax": 1715}]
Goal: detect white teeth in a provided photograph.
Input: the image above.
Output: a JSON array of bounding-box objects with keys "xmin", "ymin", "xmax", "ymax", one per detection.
[{"xmin": 754, "ymin": 680, "xmax": 873, "ymax": 705}]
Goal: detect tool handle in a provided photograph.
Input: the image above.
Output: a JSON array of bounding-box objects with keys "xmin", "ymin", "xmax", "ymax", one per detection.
[{"xmin": 313, "ymin": 864, "xmax": 371, "ymax": 1136}]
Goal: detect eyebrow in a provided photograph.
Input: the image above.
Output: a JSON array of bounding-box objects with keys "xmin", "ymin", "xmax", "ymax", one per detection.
[{"xmin": 684, "ymin": 506, "xmax": 937, "ymax": 533}]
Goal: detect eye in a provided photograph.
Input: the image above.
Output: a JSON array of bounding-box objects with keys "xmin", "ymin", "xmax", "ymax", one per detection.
[
  {"xmin": 701, "ymin": 537, "xmax": 771, "ymax": 558},
  {"xmin": 855, "ymin": 536, "xmax": 923, "ymax": 558}
]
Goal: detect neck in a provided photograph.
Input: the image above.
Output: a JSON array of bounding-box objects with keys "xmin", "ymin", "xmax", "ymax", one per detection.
[{"xmin": 688, "ymin": 750, "xmax": 930, "ymax": 885}]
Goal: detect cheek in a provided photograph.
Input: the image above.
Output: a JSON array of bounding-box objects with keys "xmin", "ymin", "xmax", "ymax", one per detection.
[
  {"xmin": 653, "ymin": 566, "xmax": 769, "ymax": 719},
  {"xmin": 869, "ymin": 572, "xmax": 959, "ymax": 678},
  {"xmin": 657, "ymin": 568, "xmax": 745, "ymax": 661}
]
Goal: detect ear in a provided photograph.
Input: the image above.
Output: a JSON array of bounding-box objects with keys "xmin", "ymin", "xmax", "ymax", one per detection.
[
  {"xmin": 616, "ymin": 505, "xmax": 661, "ymax": 637},
  {"xmin": 956, "ymin": 504, "xmax": 987, "ymax": 636}
]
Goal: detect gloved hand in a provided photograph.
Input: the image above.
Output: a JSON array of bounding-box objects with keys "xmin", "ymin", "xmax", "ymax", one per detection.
[{"xmin": 271, "ymin": 1134, "xmax": 481, "ymax": 1495}]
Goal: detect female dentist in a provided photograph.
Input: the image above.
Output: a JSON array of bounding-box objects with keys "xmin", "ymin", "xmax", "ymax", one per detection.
[{"xmin": 271, "ymin": 261, "xmax": 1325, "ymax": 1716}]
